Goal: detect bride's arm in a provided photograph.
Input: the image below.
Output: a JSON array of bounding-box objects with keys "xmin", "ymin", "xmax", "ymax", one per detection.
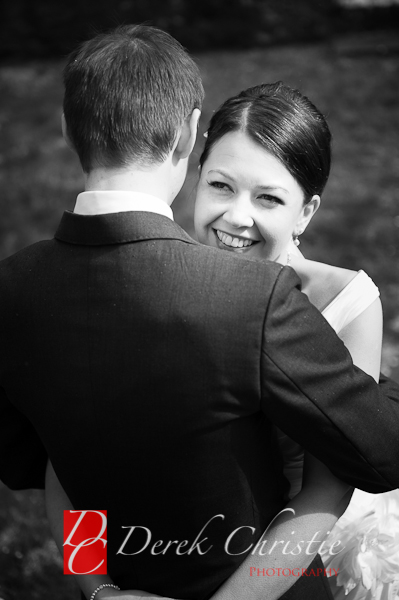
[
  {"xmin": 338, "ymin": 297, "xmax": 382, "ymax": 383},
  {"xmin": 46, "ymin": 461, "xmax": 349, "ymax": 600},
  {"xmin": 45, "ymin": 461, "xmax": 177, "ymax": 600},
  {"xmin": 209, "ymin": 455, "xmax": 352, "ymax": 600},
  {"xmin": 210, "ymin": 280, "xmax": 383, "ymax": 600}
]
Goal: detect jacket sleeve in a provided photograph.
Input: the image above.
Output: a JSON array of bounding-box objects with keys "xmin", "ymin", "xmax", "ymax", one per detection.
[
  {"xmin": 0, "ymin": 386, "xmax": 47, "ymax": 489},
  {"xmin": 260, "ymin": 266, "xmax": 399, "ymax": 493}
]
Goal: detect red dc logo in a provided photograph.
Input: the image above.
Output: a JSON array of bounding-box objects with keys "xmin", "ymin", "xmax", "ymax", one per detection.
[{"xmin": 63, "ymin": 510, "xmax": 107, "ymax": 575}]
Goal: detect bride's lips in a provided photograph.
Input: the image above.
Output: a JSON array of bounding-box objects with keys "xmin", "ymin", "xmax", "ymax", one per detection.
[{"xmin": 213, "ymin": 229, "xmax": 260, "ymax": 252}]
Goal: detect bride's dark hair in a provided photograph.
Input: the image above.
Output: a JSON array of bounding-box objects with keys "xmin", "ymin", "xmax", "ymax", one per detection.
[{"xmin": 199, "ymin": 82, "xmax": 331, "ymax": 203}]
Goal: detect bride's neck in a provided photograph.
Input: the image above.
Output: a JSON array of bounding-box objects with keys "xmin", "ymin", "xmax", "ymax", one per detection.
[{"xmin": 287, "ymin": 254, "xmax": 312, "ymax": 295}]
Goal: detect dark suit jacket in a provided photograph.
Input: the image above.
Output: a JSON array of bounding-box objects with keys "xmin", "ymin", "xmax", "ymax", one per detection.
[{"xmin": 1, "ymin": 211, "xmax": 399, "ymax": 599}]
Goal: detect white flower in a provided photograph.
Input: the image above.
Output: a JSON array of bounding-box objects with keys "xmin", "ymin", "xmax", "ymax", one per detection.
[{"xmin": 322, "ymin": 491, "xmax": 399, "ymax": 600}]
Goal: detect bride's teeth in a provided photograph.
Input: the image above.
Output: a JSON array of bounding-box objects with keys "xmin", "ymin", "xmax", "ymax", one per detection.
[{"xmin": 216, "ymin": 230, "xmax": 254, "ymax": 248}]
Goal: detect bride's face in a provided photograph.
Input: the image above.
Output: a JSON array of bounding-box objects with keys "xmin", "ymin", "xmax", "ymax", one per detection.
[{"xmin": 194, "ymin": 131, "xmax": 317, "ymax": 263}]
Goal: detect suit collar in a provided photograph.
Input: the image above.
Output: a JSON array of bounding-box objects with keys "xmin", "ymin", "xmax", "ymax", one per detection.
[
  {"xmin": 55, "ymin": 210, "xmax": 198, "ymax": 246},
  {"xmin": 74, "ymin": 190, "xmax": 174, "ymax": 221}
]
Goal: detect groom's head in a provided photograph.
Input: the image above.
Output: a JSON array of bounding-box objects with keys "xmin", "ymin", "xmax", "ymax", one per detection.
[{"xmin": 62, "ymin": 25, "xmax": 204, "ymax": 174}]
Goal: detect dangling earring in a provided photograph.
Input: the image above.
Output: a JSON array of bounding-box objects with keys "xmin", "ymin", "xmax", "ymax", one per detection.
[
  {"xmin": 287, "ymin": 230, "xmax": 303, "ymax": 265},
  {"xmin": 293, "ymin": 230, "xmax": 303, "ymax": 247}
]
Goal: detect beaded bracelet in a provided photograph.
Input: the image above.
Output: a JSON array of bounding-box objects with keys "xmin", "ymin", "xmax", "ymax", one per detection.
[{"xmin": 89, "ymin": 583, "xmax": 121, "ymax": 600}]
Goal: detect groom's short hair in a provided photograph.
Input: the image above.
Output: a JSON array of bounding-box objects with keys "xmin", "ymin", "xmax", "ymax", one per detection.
[{"xmin": 63, "ymin": 24, "xmax": 204, "ymax": 173}]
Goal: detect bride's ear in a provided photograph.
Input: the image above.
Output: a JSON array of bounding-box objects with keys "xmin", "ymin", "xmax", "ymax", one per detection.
[
  {"xmin": 296, "ymin": 195, "xmax": 320, "ymax": 234},
  {"xmin": 174, "ymin": 109, "xmax": 201, "ymax": 160}
]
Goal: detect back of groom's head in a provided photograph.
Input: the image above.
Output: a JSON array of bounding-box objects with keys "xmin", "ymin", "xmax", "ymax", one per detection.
[{"xmin": 63, "ymin": 24, "xmax": 204, "ymax": 173}]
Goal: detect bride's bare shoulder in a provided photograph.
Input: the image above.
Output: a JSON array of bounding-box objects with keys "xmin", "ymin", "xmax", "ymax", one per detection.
[{"xmin": 289, "ymin": 256, "xmax": 357, "ymax": 312}]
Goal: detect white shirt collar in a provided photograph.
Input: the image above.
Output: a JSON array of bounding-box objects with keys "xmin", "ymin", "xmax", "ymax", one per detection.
[{"xmin": 74, "ymin": 191, "xmax": 174, "ymax": 221}]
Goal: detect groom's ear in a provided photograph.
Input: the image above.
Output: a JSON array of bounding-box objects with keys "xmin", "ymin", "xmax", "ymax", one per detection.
[
  {"xmin": 174, "ymin": 109, "xmax": 201, "ymax": 160},
  {"xmin": 61, "ymin": 113, "xmax": 75, "ymax": 152}
]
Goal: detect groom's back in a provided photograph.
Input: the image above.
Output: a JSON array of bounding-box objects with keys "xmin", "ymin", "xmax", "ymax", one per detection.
[
  {"xmin": 0, "ymin": 24, "xmax": 289, "ymax": 598},
  {"xmin": 0, "ymin": 211, "xmax": 288, "ymax": 598}
]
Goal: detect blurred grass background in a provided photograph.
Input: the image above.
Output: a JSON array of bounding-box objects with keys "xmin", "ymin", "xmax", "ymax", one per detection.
[{"xmin": 0, "ymin": 18, "xmax": 399, "ymax": 600}]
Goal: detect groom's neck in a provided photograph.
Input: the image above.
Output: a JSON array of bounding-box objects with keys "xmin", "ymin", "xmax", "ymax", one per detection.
[{"xmin": 84, "ymin": 160, "xmax": 177, "ymax": 206}]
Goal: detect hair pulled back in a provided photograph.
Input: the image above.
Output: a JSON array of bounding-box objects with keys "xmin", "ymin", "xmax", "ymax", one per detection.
[{"xmin": 200, "ymin": 82, "xmax": 331, "ymax": 202}]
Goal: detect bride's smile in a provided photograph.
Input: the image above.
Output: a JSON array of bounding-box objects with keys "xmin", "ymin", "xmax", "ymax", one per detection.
[{"xmin": 215, "ymin": 228, "xmax": 259, "ymax": 251}]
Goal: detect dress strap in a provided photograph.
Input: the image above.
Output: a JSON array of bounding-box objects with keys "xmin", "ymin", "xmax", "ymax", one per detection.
[{"xmin": 321, "ymin": 270, "xmax": 380, "ymax": 334}]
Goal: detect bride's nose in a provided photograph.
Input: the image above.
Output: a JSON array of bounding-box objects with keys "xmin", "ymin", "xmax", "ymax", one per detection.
[{"xmin": 223, "ymin": 197, "xmax": 254, "ymax": 229}]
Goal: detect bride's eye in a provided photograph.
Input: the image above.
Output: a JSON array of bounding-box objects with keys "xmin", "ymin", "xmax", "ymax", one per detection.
[
  {"xmin": 258, "ymin": 194, "xmax": 283, "ymax": 206},
  {"xmin": 208, "ymin": 181, "xmax": 231, "ymax": 192}
]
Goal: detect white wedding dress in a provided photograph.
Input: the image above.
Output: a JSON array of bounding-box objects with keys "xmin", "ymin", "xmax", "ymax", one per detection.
[{"xmin": 277, "ymin": 270, "xmax": 399, "ymax": 600}]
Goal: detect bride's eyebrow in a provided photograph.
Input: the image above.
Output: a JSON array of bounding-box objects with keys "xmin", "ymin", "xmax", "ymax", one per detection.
[
  {"xmin": 208, "ymin": 169, "xmax": 234, "ymax": 181},
  {"xmin": 257, "ymin": 184, "xmax": 289, "ymax": 193}
]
